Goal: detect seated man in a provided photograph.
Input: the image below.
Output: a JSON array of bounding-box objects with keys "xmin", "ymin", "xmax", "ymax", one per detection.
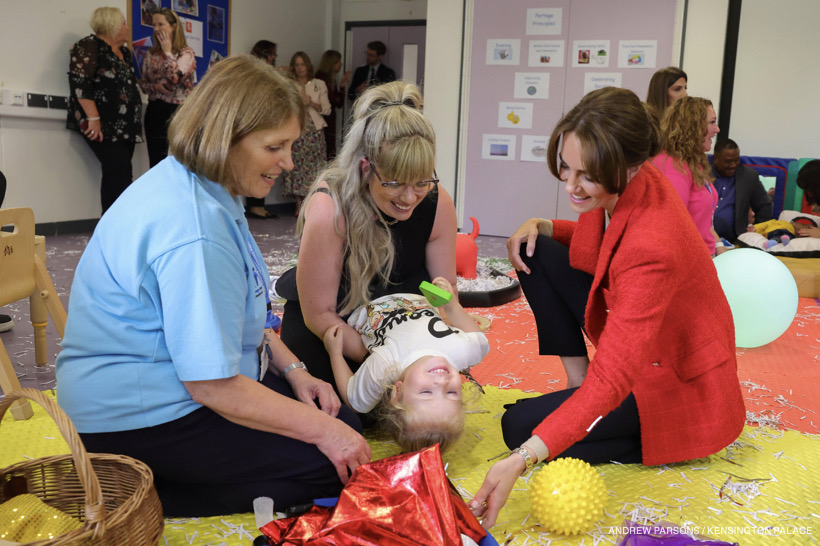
[
  {"xmin": 711, "ymin": 138, "xmax": 772, "ymax": 242},
  {"xmin": 795, "ymin": 159, "xmax": 820, "ymax": 238}
]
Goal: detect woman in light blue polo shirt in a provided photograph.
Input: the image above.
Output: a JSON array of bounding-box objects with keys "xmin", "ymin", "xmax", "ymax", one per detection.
[{"xmin": 55, "ymin": 56, "xmax": 371, "ymax": 517}]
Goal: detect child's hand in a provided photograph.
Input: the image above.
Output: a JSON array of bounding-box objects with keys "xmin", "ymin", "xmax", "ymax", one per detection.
[
  {"xmin": 323, "ymin": 324, "xmax": 345, "ymax": 356},
  {"xmin": 432, "ymin": 276, "xmax": 455, "ymax": 296}
]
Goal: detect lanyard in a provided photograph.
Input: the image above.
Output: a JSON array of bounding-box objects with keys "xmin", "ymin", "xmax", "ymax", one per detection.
[{"xmin": 245, "ymin": 233, "xmax": 275, "ymax": 329}]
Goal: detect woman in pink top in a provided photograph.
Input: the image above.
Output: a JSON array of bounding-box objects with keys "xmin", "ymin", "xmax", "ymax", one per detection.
[{"xmin": 651, "ymin": 96, "xmax": 721, "ymax": 255}]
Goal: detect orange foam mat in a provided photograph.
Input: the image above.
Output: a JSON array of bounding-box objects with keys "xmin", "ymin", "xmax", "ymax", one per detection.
[{"xmin": 468, "ymin": 296, "xmax": 820, "ymax": 435}]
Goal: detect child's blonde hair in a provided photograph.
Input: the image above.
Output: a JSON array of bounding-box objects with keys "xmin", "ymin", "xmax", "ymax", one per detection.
[{"xmin": 378, "ymin": 385, "xmax": 465, "ymax": 453}]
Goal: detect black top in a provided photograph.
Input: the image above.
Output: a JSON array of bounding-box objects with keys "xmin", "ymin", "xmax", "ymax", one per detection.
[
  {"xmin": 67, "ymin": 35, "xmax": 143, "ymax": 143},
  {"xmin": 278, "ymin": 188, "xmax": 439, "ymax": 314}
]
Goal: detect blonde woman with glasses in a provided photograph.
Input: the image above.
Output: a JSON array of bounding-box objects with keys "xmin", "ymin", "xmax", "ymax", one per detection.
[{"xmin": 277, "ymin": 81, "xmax": 458, "ymax": 406}]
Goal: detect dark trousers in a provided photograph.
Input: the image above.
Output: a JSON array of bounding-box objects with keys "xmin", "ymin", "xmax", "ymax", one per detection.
[
  {"xmin": 502, "ymin": 388, "xmax": 642, "ymax": 464},
  {"xmin": 80, "ymin": 371, "xmax": 362, "ymax": 517},
  {"xmin": 502, "ymin": 235, "xmax": 643, "ymax": 464},
  {"xmin": 85, "ymin": 139, "xmax": 136, "ymax": 214},
  {"xmin": 713, "ymin": 216, "xmax": 736, "ymax": 242},
  {"xmin": 517, "ymin": 235, "xmax": 593, "ymax": 357},
  {"xmin": 144, "ymin": 99, "xmax": 178, "ymax": 168}
]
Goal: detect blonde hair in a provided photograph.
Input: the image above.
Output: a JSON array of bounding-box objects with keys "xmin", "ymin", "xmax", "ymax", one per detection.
[
  {"xmin": 317, "ymin": 50, "xmax": 342, "ymax": 76},
  {"xmin": 548, "ymin": 87, "xmax": 661, "ymax": 195},
  {"xmin": 660, "ymin": 96, "xmax": 714, "ymax": 189},
  {"xmin": 148, "ymin": 8, "xmax": 189, "ymax": 55},
  {"xmin": 90, "ymin": 7, "xmax": 124, "ymax": 38},
  {"xmin": 378, "ymin": 385, "xmax": 466, "ymax": 454},
  {"xmin": 168, "ymin": 55, "xmax": 305, "ymax": 194},
  {"xmin": 298, "ymin": 81, "xmax": 436, "ymax": 315},
  {"xmin": 289, "ymin": 51, "xmax": 315, "ymax": 81}
]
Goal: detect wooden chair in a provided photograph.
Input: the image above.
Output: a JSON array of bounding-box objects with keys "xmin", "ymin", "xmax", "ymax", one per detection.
[{"xmin": 0, "ymin": 208, "xmax": 67, "ymax": 420}]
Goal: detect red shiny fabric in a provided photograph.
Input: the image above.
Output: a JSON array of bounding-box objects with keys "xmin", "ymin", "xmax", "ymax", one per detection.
[{"xmin": 261, "ymin": 445, "xmax": 486, "ymax": 545}]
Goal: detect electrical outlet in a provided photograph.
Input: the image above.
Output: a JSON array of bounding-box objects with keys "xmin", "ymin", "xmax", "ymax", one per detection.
[{"xmin": 11, "ymin": 91, "xmax": 24, "ymax": 106}]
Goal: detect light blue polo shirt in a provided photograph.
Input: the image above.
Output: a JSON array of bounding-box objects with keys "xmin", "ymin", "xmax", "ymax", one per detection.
[{"xmin": 56, "ymin": 157, "xmax": 268, "ymax": 433}]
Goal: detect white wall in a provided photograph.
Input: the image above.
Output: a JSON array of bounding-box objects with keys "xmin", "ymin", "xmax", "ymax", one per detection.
[
  {"xmin": 730, "ymin": 0, "xmax": 820, "ymax": 158},
  {"xmin": 681, "ymin": 0, "xmax": 728, "ymax": 115},
  {"xmin": 421, "ymin": 0, "xmax": 462, "ymax": 210},
  {"xmin": 0, "ymin": 0, "xmax": 328, "ymax": 221}
]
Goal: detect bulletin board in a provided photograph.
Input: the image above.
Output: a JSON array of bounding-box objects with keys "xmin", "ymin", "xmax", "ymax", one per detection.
[
  {"xmin": 460, "ymin": 0, "xmax": 678, "ymax": 237},
  {"xmin": 128, "ymin": 0, "xmax": 230, "ymax": 83}
]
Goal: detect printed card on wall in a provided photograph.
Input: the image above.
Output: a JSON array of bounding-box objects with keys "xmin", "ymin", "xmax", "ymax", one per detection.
[
  {"xmin": 486, "ymin": 39, "xmax": 521, "ymax": 65},
  {"xmin": 526, "ymin": 8, "xmax": 562, "ymax": 35},
  {"xmin": 528, "ymin": 40, "xmax": 565, "ymax": 67},
  {"xmin": 583, "ymin": 72, "xmax": 622, "ymax": 94},
  {"xmin": 498, "ymin": 103, "xmax": 534, "ymax": 129},
  {"xmin": 514, "ymin": 73, "xmax": 550, "ymax": 100},
  {"xmin": 572, "ymin": 40, "xmax": 610, "ymax": 68},
  {"xmin": 618, "ymin": 40, "xmax": 658, "ymax": 68},
  {"xmin": 520, "ymin": 135, "xmax": 548, "ymax": 162},
  {"xmin": 482, "ymin": 134, "xmax": 517, "ymax": 161},
  {"xmin": 180, "ymin": 17, "xmax": 203, "ymax": 57}
]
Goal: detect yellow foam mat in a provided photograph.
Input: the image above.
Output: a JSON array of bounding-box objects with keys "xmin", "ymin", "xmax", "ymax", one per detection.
[{"xmin": 3, "ymin": 388, "xmax": 818, "ymax": 545}]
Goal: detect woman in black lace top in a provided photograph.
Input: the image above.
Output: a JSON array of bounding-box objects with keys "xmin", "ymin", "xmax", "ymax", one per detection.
[{"xmin": 67, "ymin": 6, "xmax": 142, "ymax": 214}]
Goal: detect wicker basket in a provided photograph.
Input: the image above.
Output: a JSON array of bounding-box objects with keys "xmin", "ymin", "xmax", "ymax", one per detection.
[{"xmin": 0, "ymin": 388, "xmax": 164, "ymax": 545}]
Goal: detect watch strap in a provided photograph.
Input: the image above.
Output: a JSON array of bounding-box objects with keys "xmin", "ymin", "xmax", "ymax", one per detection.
[{"xmin": 281, "ymin": 361, "xmax": 307, "ymax": 378}]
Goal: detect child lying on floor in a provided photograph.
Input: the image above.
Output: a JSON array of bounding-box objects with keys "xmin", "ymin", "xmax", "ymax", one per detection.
[
  {"xmin": 747, "ymin": 216, "xmax": 818, "ymax": 248},
  {"xmin": 323, "ymin": 277, "xmax": 489, "ymax": 453}
]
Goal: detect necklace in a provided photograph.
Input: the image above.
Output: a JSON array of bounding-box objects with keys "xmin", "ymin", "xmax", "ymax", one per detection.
[{"xmin": 385, "ymin": 217, "xmax": 398, "ymax": 225}]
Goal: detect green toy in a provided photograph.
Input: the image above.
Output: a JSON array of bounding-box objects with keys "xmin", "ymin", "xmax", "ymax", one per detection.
[{"xmin": 419, "ymin": 281, "xmax": 452, "ymax": 307}]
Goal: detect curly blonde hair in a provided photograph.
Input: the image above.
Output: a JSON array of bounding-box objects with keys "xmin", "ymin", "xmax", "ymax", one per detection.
[
  {"xmin": 659, "ymin": 96, "xmax": 715, "ymax": 189},
  {"xmin": 297, "ymin": 81, "xmax": 436, "ymax": 315}
]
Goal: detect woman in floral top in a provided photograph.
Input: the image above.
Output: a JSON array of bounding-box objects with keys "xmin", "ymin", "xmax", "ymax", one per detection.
[
  {"xmin": 67, "ymin": 6, "xmax": 142, "ymax": 214},
  {"xmin": 139, "ymin": 7, "xmax": 197, "ymax": 167}
]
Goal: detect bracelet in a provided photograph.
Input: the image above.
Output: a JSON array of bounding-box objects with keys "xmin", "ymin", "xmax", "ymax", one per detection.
[
  {"xmin": 511, "ymin": 447, "xmax": 534, "ymax": 475},
  {"xmin": 281, "ymin": 361, "xmax": 307, "ymax": 378},
  {"xmin": 86, "ymin": 116, "xmax": 100, "ymax": 121}
]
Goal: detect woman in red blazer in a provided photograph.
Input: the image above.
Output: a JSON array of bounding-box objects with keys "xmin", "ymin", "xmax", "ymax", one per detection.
[{"xmin": 469, "ymin": 87, "xmax": 745, "ymax": 529}]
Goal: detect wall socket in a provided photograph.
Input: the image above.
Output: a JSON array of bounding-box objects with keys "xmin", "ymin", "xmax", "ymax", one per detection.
[{"xmin": 11, "ymin": 91, "xmax": 24, "ymax": 106}]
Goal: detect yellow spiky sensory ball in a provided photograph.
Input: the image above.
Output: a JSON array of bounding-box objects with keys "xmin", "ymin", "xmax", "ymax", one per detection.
[{"xmin": 529, "ymin": 457, "xmax": 606, "ymax": 535}]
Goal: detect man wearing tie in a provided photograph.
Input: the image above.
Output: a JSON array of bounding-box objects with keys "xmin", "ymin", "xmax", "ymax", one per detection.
[{"xmin": 347, "ymin": 41, "xmax": 397, "ymax": 102}]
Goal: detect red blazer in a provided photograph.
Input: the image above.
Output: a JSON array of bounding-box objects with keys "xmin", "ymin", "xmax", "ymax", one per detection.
[{"xmin": 533, "ymin": 161, "xmax": 745, "ymax": 465}]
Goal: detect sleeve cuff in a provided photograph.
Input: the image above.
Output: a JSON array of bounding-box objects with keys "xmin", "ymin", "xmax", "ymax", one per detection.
[{"xmin": 522, "ymin": 435, "xmax": 550, "ymax": 463}]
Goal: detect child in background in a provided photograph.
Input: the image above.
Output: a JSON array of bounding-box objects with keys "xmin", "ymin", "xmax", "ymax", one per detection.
[
  {"xmin": 323, "ymin": 277, "xmax": 489, "ymax": 453},
  {"xmin": 747, "ymin": 216, "xmax": 818, "ymax": 248}
]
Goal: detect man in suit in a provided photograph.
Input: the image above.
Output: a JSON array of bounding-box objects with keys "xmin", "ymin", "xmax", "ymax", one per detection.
[
  {"xmin": 711, "ymin": 138, "xmax": 772, "ymax": 242},
  {"xmin": 347, "ymin": 40, "xmax": 396, "ymax": 102}
]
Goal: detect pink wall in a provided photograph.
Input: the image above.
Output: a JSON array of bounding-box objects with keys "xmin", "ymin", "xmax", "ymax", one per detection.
[{"xmin": 462, "ymin": 0, "xmax": 677, "ymax": 236}]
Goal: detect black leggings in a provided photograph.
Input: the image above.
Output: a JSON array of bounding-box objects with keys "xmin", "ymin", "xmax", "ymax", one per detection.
[
  {"xmin": 144, "ymin": 99, "xmax": 178, "ymax": 168},
  {"xmin": 501, "ymin": 235, "xmax": 643, "ymax": 464},
  {"xmin": 80, "ymin": 371, "xmax": 362, "ymax": 517},
  {"xmin": 85, "ymin": 139, "xmax": 135, "ymax": 214}
]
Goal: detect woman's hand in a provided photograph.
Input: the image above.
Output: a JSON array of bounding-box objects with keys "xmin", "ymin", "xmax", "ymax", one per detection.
[
  {"xmin": 157, "ymin": 30, "xmax": 173, "ymax": 54},
  {"xmin": 85, "ymin": 118, "xmax": 103, "ymax": 142},
  {"xmin": 468, "ymin": 454, "xmax": 526, "ymax": 529},
  {"xmin": 340, "ymin": 70, "xmax": 352, "ymax": 88},
  {"xmin": 285, "ymin": 368, "xmax": 341, "ymax": 417},
  {"xmin": 798, "ymin": 225, "xmax": 820, "ymax": 238},
  {"xmin": 315, "ymin": 419, "xmax": 372, "ymax": 484},
  {"xmin": 507, "ymin": 218, "xmax": 546, "ymax": 274}
]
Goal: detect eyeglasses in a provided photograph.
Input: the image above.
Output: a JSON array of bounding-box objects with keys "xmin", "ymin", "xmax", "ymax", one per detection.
[{"xmin": 367, "ymin": 159, "xmax": 439, "ymax": 195}]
